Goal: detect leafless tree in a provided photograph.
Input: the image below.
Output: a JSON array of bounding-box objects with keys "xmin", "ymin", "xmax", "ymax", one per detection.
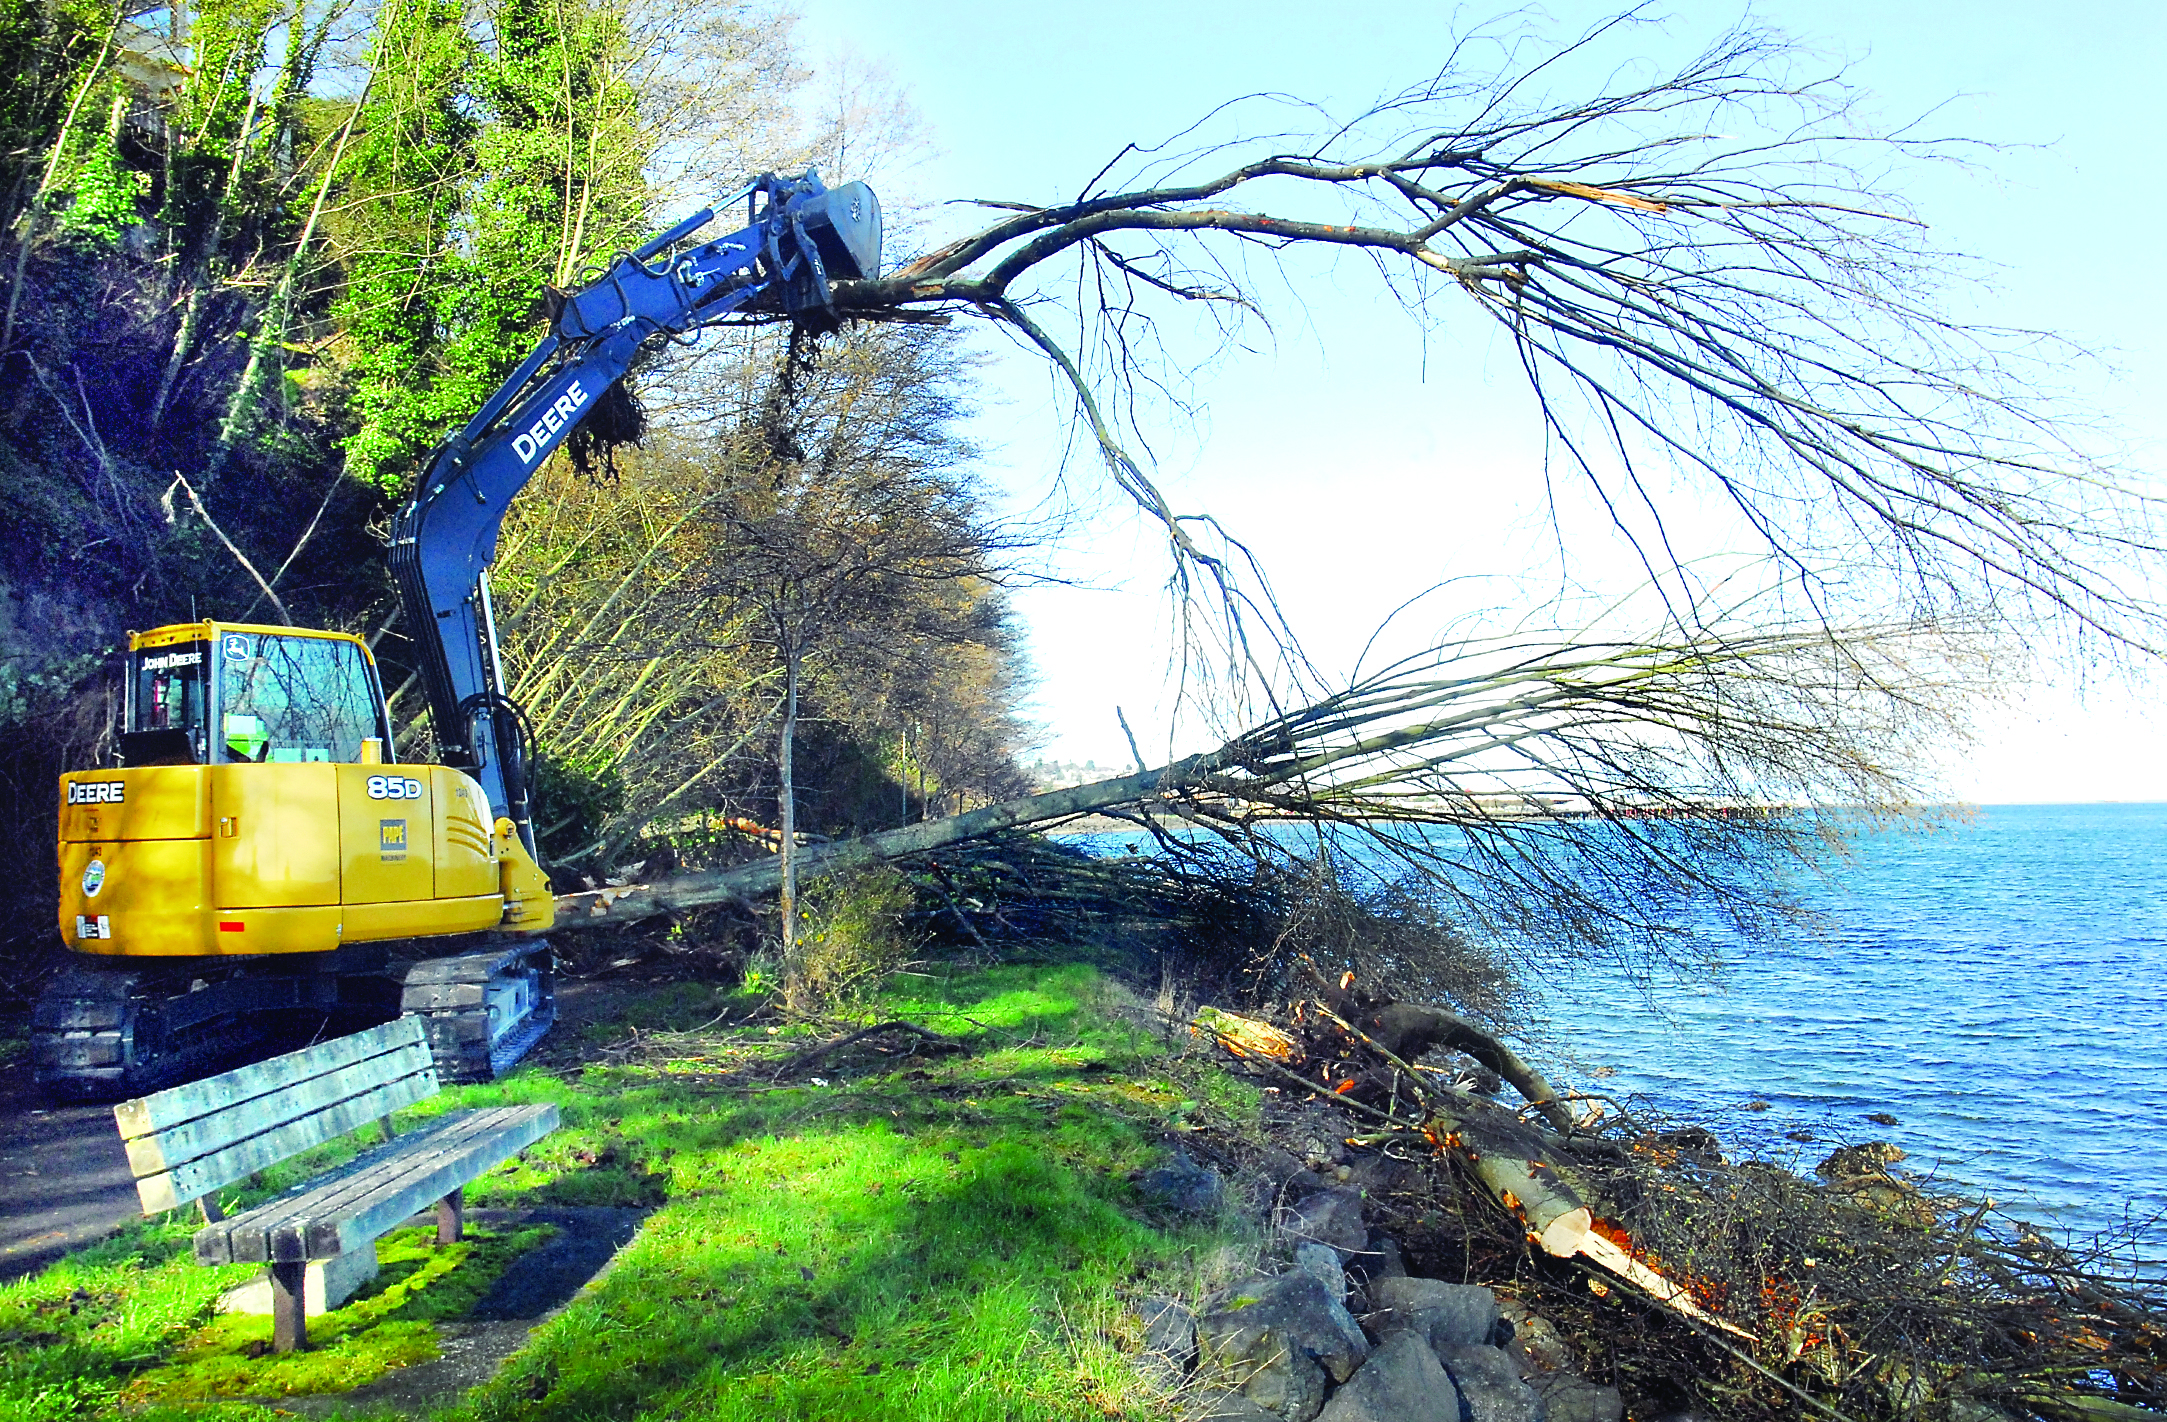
[
  {"xmin": 692, "ymin": 324, "xmax": 1015, "ymax": 999},
  {"xmin": 572, "ymin": 12, "xmax": 2167, "ymax": 975},
  {"xmin": 816, "ymin": 12, "xmax": 2157, "ymax": 693}
]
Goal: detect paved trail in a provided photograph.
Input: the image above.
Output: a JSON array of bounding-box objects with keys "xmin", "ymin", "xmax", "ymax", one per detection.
[{"xmin": 0, "ymin": 1051, "xmax": 139, "ymax": 1282}]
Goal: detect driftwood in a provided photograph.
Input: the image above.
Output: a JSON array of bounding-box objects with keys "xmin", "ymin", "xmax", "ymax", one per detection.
[
  {"xmin": 1309, "ymin": 983, "xmax": 1576, "ymax": 1135},
  {"xmin": 1192, "ymin": 997, "xmax": 1748, "ymax": 1339}
]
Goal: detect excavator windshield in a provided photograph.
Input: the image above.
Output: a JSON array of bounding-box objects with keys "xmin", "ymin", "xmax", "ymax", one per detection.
[
  {"xmin": 123, "ymin": 627, "xmax": 392, "ymax": 766},
  {"xmin": 216, "ymin": 632, "xmax": 388, "ymax": 763}
]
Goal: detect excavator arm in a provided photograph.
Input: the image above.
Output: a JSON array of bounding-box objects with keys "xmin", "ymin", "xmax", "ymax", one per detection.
[{"xmin": 388, "ymin": 171, "xmax": 881, "ymax": 856}]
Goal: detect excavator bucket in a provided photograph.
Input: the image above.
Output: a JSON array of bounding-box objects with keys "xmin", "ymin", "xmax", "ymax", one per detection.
[{"xmin": 791, "ymin": 181, "xmax": 882, "ymax": 283}]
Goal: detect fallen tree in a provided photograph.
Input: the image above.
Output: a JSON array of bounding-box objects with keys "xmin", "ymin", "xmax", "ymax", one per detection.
[
  {"xmin": 539, "ymin": 13, "xmax": 2155, "ymax": 1015},
  {"xmin": 556, "ymin": 618, "xmax": 1974, "ymax": 979}
]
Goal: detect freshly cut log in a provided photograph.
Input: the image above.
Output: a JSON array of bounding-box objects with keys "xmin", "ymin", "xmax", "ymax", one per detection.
[
  {"xmin": 1192, "ymin": 1005, "xmax": 1301, "ymax": 1063},
  {"xmin": 1192, "ymin": 1001, "xmax": 1751, "ymax": 1340}
]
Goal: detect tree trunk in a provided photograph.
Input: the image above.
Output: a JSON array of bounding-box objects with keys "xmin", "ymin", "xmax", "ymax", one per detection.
[
  {"xmin": 778, "ymin": 646, "xmax": 800, "ymax": 1005},
  {"xmin": 553, "ymin": 756, "xmax": 1209, "ymax": 930}
]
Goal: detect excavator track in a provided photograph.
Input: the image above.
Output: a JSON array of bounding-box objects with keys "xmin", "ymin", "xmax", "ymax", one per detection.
[
  {"xmin": 399, "ymin": 940, "xmax": 555, "ymax": 1083},
  {"xmin": 30, "ymin": 961, "xmax": 338, "ymax": 1101},
  {"xmin": 31, "ymin": 939, "xmax": 553, "ymax": 1100}
]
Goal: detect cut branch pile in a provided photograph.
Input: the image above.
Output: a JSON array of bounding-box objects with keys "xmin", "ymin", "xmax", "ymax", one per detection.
[
  {"xmin": 1191, "ymin": 982, "xmax": 2166, "ymax": 1422},
  {"xmin": 1193, "ymin": 993, "xmax": 1748, "ymax": 1339}
]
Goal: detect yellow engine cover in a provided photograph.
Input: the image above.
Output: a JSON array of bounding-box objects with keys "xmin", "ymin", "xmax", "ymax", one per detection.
[{"xmin": 57, "ymin": 762, "xmax": 548, "ymax": 957}]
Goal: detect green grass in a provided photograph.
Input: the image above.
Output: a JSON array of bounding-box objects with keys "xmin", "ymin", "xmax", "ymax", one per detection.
[{"xmin": 6, "ymin": 951, "xmax": 1261, "ymax": 1420}]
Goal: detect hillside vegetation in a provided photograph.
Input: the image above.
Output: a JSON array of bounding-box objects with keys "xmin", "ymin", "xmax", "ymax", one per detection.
[{"xmin": 0, "ymin": 0, "xmax": 1031, "ymax": 997}]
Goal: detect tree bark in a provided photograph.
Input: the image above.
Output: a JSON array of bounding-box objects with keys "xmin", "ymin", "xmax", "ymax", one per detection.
[{"xmin": 778, "ymin": 645, "xmax": 801, "ymax": 1002}]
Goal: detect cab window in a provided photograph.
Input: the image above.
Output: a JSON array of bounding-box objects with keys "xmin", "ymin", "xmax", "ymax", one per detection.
[
  {"xmin": 128, "ymin": 641, "xmax": 210, "ymax": 764},
  {"xmin": 217, "ymin": 633, "xmax": 385, "ymax": 764}
]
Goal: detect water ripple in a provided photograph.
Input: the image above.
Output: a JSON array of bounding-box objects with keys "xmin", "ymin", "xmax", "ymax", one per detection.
[{"xmin": 1533, "ymin": 803, "xmax": 2167, "ymax": 1244}]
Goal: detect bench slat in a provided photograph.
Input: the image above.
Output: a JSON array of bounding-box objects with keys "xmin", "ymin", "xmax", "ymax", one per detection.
[
  {"xmin": 221, "ymin": 1107, "xmax": 527, "ymax": 1249},
  {"xmin": 121, "ymin": 1038, "xmax": 435, "ymax": 1179},
  {"xmin": 115, "ymin": 1018, "xmax": 432, "ymax": 1142},
  {"xmin": 193, "ymin": 1111, "xmax": 465, "ymax": 1264},
  {"xmin": 132, "ymin": 1060, "xmax": 443, "ymax": 1214},
  {"xmin": 196, "ymin": 1104, "xmax": 558, "ymax": 1264},
  {"xmin": 304, "ymin": 1107, "xmax": 557, "ymax": 1261}
]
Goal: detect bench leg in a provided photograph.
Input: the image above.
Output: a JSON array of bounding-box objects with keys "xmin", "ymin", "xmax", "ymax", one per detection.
[
  {"xmin": 269, "ymin": 1262, "xmax": 308, "ymax": 1352},
  {"xmin": 436, "ymin": 1187, "xmax": 464, "ymax": 1245}
]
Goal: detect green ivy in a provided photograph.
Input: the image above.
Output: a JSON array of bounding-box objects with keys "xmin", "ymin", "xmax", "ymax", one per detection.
[
  {"xmin": 55, "ymin": 124, "xmax": 146, "ymax": 246},
  {"xmin": 331, "ymin": 0, "xmax": 653, "ymax": 497},
  {"xmin": 331, "ymin": 0, "xmax": 477, "ymax": 493}
]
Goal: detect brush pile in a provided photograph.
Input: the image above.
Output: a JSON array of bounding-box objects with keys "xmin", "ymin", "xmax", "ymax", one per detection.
[{"xmin": 1187, "ymin": 981, "xmax": 2165, "ymax": 1422}]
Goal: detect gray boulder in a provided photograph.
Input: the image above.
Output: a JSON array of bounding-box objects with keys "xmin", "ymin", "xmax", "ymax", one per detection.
[
  {"xmin": 1186, "ymin": 1390, "xmax": 1291, "ymax": 1422},
  {"xmin": 1534, "ymin": 1373, "xmax": 1625, "ymax": 1422},
  {"xmin": 1195, "ymin": 1320, "xmax": 1327, "ymax": 1422},
  {"xmin": 1293, "ymin": 1242, "xmax": 1347, "ymax": 1303},
  {"xmin": 1496, "ymin": 1298, "xmax": 1575, "ymax": 1375},
  {"xmin": 1199, "ymin": 1272, "xmax": 1371, "ymax": 1385},
  {"xmin": 1348, "ymin": 1233, "xmax": 1406, "ymax": 1286},
  {"xmin": 1137, "ymin": 1296, "xmax": 1196, "ymax": 1388},
  {"xmin": 1140, "ymin": 1147, "xmax": 1226, "ymax": 1213},
  {"xmin": 1437, "ymin": 1343, "xmax": 1544, "ymax": 1422},
  {"xmin": 1317, "ymin": 1332, "xmax": 1462, "ymax": 1422},
  {"xmin": 1363, "ymin": 1276, "xmax": 1501, "ymax": 1350},
  {"xmin": 1280, "ymin": 1185, "xmax": 1367, "ymax": 1260}
]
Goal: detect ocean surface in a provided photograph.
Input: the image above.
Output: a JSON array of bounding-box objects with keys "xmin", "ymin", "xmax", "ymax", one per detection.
[
  {"xmin": 1526, "ymin": 802, "xmax": 2167, "ymax": 1247},
  {"xmin": 1086, "ymin": 802, "xmax": 2167, "ymax": 1248}
]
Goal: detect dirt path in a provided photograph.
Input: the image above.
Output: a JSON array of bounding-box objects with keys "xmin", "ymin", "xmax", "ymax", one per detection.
[{"xmin": 0, "ymin": 1049, "xmax": 140, "ymax": 1282}]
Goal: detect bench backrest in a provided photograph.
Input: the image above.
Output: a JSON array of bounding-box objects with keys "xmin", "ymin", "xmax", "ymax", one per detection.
[{"xmin": 113, "ymin": 1016, "xmax": 441, "ymax": 1214}]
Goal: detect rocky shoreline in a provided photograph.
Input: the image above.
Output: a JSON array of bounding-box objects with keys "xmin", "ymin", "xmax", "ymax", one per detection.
[
  {"xmin": 1108, "ymin": 985, "xmax": 2166, "ymax": 1422},
  {"xmin": 1137, "ymin": 1171, "xmax": 1624, "ymax": 1422}
]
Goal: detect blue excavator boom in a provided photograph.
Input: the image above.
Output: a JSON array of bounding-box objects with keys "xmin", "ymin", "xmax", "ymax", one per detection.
[{"xmin": 388, "ymin": 172, "xmax": 879, "ymax": 854}]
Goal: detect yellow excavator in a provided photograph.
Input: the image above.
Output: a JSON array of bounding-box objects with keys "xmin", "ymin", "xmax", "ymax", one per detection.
[{"xmin": 36, "ymin": 172, "xmax": 881, "ymax": 1097}]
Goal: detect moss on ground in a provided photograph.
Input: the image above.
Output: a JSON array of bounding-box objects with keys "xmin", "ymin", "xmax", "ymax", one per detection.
[
  {"xmin": 4, "ymin": 951, "xmax": 1259, "ymax": 1420},
  {"xmin": 120, "ymin": 1222, "xmax": 557, "ymax": 1403}
]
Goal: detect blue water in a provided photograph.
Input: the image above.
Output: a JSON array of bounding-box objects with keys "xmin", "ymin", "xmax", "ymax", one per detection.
[{"xmin": 1526, "ymin": 802, "xmax": 2167, "ymax": 1246}]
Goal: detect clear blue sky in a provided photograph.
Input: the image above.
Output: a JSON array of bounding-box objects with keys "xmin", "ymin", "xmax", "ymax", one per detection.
[{"xmin": 790, "ymin": 1, "xmax": 2167, "ymax": 801}]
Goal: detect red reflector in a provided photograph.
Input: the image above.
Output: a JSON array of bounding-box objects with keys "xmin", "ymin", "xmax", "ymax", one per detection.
[{"xmin": 218, "ymin": 921, "xmax": 245, "ymax": 932}]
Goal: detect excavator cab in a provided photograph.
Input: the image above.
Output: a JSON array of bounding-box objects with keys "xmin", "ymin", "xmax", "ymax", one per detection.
[
  {"xmin": 58, "ymin": 621, "xmax": 552, "ymax": 961},
  {"xmin": 122, "ymin": 626, "xmax": 393, "ymax": 769}
]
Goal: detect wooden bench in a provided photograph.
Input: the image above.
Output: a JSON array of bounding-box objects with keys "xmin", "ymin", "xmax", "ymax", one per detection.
[{"xmin": 112, "ymin": 1015, "xmax": 558, "ymax": 1351}]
